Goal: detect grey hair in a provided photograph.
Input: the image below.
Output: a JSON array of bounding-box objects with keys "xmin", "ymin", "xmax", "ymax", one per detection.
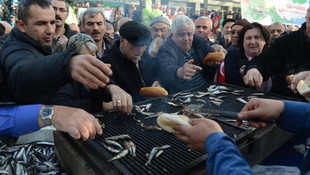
[
  {"xmin": 117, "ymin": 17, "xmax": 132, "ymax": 30},
  {"xmin": 171, "ymin": 15, "xmax": 195, "ymax": 35},
  {"xmin": 195, "ymin": 16, "xmax": 213, "ymax": 28},
  {"xmin": 106, "ymin": 22, "xmax": 114, "ymax": 30},
  {"xmin": 80, "ymin": 41, "xmax": 98, "ymax": 53},
  {"xmin": 82, "ymin": 7, "xmax": 106, "ymax": 25},
  {"xmin": 269, "ymin": 22, "xmax": 286, "ymax": 31}
]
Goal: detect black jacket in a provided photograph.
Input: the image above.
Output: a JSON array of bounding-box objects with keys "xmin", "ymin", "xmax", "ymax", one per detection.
[
  {"xmin": 101, "ymin": 40, "xmax": 157, "ymax": 103},
  {"xmin": 225, "ymin": 49, "xmax": 248, "ymax": 87},
  {"xmin": 63, "ymin": 23, "xmax": 77, "ymax": 39},
  {"xmin": 244, "ymin": 22, "xmax": 310, "ymax": 98},
  {"xmin": 157, "ymin": 35, "xmax": 217, "ymax": 94},
  {"xmin": 1, "ymin": 27, "xmax": 75, "ymax": 104}
]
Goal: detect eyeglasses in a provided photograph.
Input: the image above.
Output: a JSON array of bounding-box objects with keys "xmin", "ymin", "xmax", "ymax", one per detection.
[
  {"xmin": 151, "ymin": 27, "xmax": 168, "ymax": 33},
  {"xmin": 53, "ymin": 7, "xmax": 67, "ymax": 13}
]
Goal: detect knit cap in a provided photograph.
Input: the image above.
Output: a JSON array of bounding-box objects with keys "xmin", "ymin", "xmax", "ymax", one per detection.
[{"xmin": 150, "ymin": 16, "xmax": 170, "ymax": 27}]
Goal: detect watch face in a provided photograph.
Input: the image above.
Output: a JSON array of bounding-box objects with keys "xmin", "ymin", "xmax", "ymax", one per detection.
[{"xmin": 42, "ymin": 107, "xmax": 53, "ymax": 118}]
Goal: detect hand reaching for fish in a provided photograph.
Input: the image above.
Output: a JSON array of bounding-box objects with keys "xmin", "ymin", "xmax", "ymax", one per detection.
[{"xmin": 177, "ymin": 59, "xmax": 202, "ymax": 80}]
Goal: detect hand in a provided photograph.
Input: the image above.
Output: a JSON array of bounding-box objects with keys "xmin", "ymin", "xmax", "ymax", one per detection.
[
  {"xmin": 290, "ymin": 71, "xmax": 310, "ymax": 94},
  {"xmin": 243, "ymin": 68, "xmax": 263, "ymax": 89},
  {"xmin": 57, "ymin": 35, "xmax": 68, "ymax": 49},
  {"xmin": 210, "ymin": 44, "xmax": 227, "ymax": 55},
  {"xmin": 173, "ymin": 118, "xmax": 223, "ymax": 152},
  {"xmin": 70, "ymin": 54, "xmax": 112, "ymax": 89},
  {"xmin": 50, "ymin": 106, "xmax": 103, "ymax": 141},
  {"xmin": 237, "ymin": 98, "xmax": 284, "ymax": 130},
  {"xmin": 240, "ymin": 65, "xmax": 246, "ymax": 77},
  {"xmin": 151, "ymin": 81, "xmax": 161, "ymax": 87},
  {"xmin": 177, "ymin": 59, "xmax": 202, "ymax": 80},
  {"xmin": 106, "ymin": 84, "xmax": 133, "ymax": 115}
]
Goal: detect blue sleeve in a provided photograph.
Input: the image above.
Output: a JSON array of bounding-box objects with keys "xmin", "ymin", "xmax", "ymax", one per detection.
[
  {"xmin": 205, "ymin": 132, "xmax": 254, "ymax": 175},
  {"xmin": 0, "ymin": 104, "xmax": 42, "ymax": 137},
  {"xmin": 278, "ymin": 100, "xmax": 310, "ymax": 136}
]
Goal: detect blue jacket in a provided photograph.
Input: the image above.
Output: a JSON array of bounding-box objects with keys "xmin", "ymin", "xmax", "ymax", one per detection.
[
  {"xmin": 157, "ymin": 35, "xmax": 217, "ymax": 94},
  {"xmin": 205, "ymin": 100, "xmax": 310, "ymax": 174}
]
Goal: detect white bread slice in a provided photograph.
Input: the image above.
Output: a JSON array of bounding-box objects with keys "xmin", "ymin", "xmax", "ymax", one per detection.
[
  {"xmin": 157, "ymin": 113, "xmax": 190, "ymax": 134},
  {"xmin": 297, "ymin": 80, "xmax": 310, "ymax": 97}
]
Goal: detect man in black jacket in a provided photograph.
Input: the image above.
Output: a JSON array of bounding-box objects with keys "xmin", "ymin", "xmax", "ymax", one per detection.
[
  {"xmin": 51, "ymin": 0, "xmax": 76, "ymax": 49},
  {"xmin": 243, "ymin": 7, "xmax": 310, "ymax": 98},
  {"xmin": 1, "ymin": 0, "xmax": 112, "ymax": 104},
  {"xmin": 101, "ymin": 21, "xmax": 158, "ymax": 103}
]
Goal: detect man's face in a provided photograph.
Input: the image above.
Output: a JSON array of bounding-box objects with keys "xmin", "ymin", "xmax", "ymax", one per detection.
[
  {"xmin": 19, "ymin": 5, "xmax": 56, "ymax": 47},
  {"xmin": 150, "ymin": 22, "xmax": 170, "ymax": 40},
  {"xmin": 195, "ymin": 18, "xmax": 211, "ymax": 39},
  {"xmin": 82, "ymin": 13, "xmax": 106, "ymax": 43},
  {"xmin": 105, "ymin": 28, "xmax": 114, "ymax": 39},
  {"xmin": 269, "ymin": 23, "xmax": 285, "ymax": 42},
  {"xmin": 51, "ymin": 0, "xmax": 68, "ymax": 28},
  {"xmin": 172, "ymin": 26, "xmax": 193, "ymax": 53},
  {"xmin": 223, "ymin": 21, "xmax": 234, "ymax": 39},
  {"xmin": 305, "ymin": 9, "xmax": 310, "ymax": 40},
  {"xmin": 120, "ymin": 37, "xmax": 147, "ymax": 62}
]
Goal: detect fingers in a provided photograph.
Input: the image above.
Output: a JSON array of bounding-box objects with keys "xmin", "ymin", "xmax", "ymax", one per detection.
[
  {"xmin": 70, "ymin": 55, "xmax": 112, "ymax": 89},
  {"xmin": 243, "ymin": 69, "xmax": 263, "ymax": 88}
]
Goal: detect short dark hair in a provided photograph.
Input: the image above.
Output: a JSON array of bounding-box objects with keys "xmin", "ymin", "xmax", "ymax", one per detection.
[
  {"xmin": 238, "ymin": 22, "xmax": 270, "ymax": 52},
  {"xmin": 231, "ymin": 19, "xmax": 250, "ymax": 29},
  {"xmin": 222, "ymin": 19, "xmax": 236, "ymax": 27},
  {"xmin": 18, "ymin": 0, "xmax": 52, "ymax": 24}
]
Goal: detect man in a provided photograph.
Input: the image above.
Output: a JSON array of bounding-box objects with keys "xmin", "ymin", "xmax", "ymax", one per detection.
[
  {"xmin": 82, "ymin": 8, "xmax": 114, "ymax": 59},
  {"xmin": 51, "ymin": 0, "xmax": 76, "ymax": 49},
  {"xmin": 114, "ymin": 17, "xmax": 133, "ymax": 39},
  {"xmin": 157, "ymin": 15, "xmax": 217, "ymax": 94},
  {"xmin": 216, "ymin": 19, "xmax": 236, "ymax": 49},
  {"xmin": 1, "ymin": 0, "xmax": 112, "ymax": 104},
  {"xmin": 243, "ymin": 7, "xmax": 310, "ymax": 98},
  {"xmin": 194, "ymin": 16, "xmax": 213, "ymax": 45},
  {"xmin": 148, "ymin": 16, "xmax": 170, "ymax": 57},
  {"xmin": 173, "ymin": 98, "xmax": 310, "ymax": 174},
  {"xmin": 105, "ymin": 22, "xmax": 115, "ymax": 39},
  {"xmin": 194, "ymin": 16, "xmax": 227, "ymax": 53},
  {"xmin": 1, "ymin": 104, "xmax": 102, "ymax": 141},
  {"xmin": 227, "ymin": 19, "xmax": 250, "ymax": 52},
  {"xmin": 101, "ymin": 21, "xmax": 158, "ymax": 103},
  {"xmin": 287, "ymin": 25, "xmax": 299, "ymax": 32},
  {"xmin": 269, "ymin": 22, "xmax": 286, "ymax": 43}
]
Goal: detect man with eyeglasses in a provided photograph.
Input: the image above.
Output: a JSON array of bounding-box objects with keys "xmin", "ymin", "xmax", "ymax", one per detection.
[
  {"xmin": 51, "ymin": 0, "xmax": 76, "ymax": 49},
  {"xmin": 227, "ymin": 19, "xmax": 250, "ymax": 52},
  {"xmin": 101, "ymin": 21, "xmax": 160, "ymax": 102},
  {"xmin": 148, "ymin": 16, "xmax": 170, "ymax": 57}
]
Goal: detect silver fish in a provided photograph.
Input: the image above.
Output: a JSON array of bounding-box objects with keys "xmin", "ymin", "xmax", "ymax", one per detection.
[
  {"xmin": 211, "ymin": 101, "xmax": 222, "ymax": 106},
  {"xmin": 104, "ymin": 140, "xmax": 123, "ymax": 150},
  {"xmin": 108, "ymin": 149, "xmax": 129, "ymax": 162},
  {"xmin": 236, "ymin": 97, "xmax": 248, "ymax": 104},
  {"xmin": 250, "ymin": 93, "xmax": 265, "ymax": 96},
  {"xmin": 233, "ymin": 89, "xmax": 244, "ymax": 93},
  {"xmin": 155, "ymin": 150, "xmax": 164, "ymax": 158},
  {"xmin": 124, "ymin": 141, "xmax": 136, "ymax": 157},
  {"xmin": 178, "ymin": 97, "xmax": 191, "ymax": 103},
  {"xmin": 102, "ymin": 143, "xmax": 121, "ymax": 153},
  {"xmin": 145, "ymin": 145, "xmax": 171, "ymax": 166},
  {"xmin": 105, "ymin": 134, "xmax": 131, "ymax": 140},
  {"xmin": 196, "ymin": 99, "xmax": 206, "ymax": 103},
  {"xmin": 145, "ymin": 103, "xmax": 152, "ymax": 111}
]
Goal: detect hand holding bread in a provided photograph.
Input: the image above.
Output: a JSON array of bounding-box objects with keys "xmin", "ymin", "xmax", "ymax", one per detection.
[
  {"xmin": 157, "ymin": 113, "xmax": 190, "ymax": 134},
  {"xmin": 202, "ymin": 52, "xmax": 225, "ymax": 66}
]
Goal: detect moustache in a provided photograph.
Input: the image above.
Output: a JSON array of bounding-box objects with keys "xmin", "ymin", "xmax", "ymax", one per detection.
[
  {"xmin": 92, "ymin": 30, "xmax": 101, "ymax": 35},
  {"xmin": 55, "ymin": 15, "xmax": 62, "ymax": 21}
]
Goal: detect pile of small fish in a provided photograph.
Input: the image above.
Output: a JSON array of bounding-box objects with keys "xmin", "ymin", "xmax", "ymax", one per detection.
[
  {"xmin": 0, "ymin": 141, "xmax": 65, "ymax": 175},
  {"xmin": 99, "ymin": 134, "xmax": 136, "ymax": 162}
]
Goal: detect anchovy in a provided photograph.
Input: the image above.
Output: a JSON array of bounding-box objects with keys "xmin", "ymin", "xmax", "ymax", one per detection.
[
  {"xmin": 124, "ymin": 141, "xmax": 136, "ymax": 157},
  {"xmin": 236, "ymin": 97, "xmax": 248, "ymax": 104},
  {"xmin": 102, "ymin": 143, "xmax": 121, "ymax": 153},
  {"xmin": 105, "ymin": 134, "xmax": 131, "ymax": 140},
  {"xmin": 196, "ymin": 99, "xmax": 206, "ymax": 103},
  {"xmin": 104, "ymin": 140, "xmax": 123, "ymax": 150},
  {"xmin": 145, "ymin": 103, "xmax": 152, "ymax": 111},
  {"xmin": 211, "ymin": 101, "xmax": 222, "ymax": 106},
  {"xmin": 108, "ymin": 149, "xmax": 129, "ymax": 162},
  {"xmin": 250, "ymin": 93, "xmax": 265, "ymax": 96},
  {"xmin": 145, "ymin": 145, "xmax": 171, "ymax": 166}
]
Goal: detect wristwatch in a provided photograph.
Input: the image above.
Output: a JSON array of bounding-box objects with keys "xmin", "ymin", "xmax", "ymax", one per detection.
[{"xmin": 39, "ymin": 105, "xmax": 54, "ymax": 126}]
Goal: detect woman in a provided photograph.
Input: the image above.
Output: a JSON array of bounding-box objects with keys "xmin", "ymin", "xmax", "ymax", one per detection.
[{"xmin": 225, "ymin": 22, "xmax": 271, "ymax": 91}]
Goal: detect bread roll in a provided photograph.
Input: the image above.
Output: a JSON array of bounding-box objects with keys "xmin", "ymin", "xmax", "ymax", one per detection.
[
  {"xmin": 154, "ymin": 37, "xmax": 163, "ymax": 49},
  {"xmin": 286, "ymin": 74, "xmax": 294, "ymax": 84},
  {"xmin": 202, "ymin": 52, "xmax": 225, "ymax": 66},
  {"xmin": 157, "ymin": 113, "xmax": 190, "ymax": 134},
  {"xmin": 139, "ymin": 87, "xmax": 168, "ymax": 97},
  {"xmin": 297, "ymin": 80, "xmax": 310, "ymax": 97}
]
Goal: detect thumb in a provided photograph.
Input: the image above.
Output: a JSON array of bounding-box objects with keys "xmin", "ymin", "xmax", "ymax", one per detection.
[
  {"xmin": 238, "ymin": 110, "xmax": 262, "ymax": 121},
  {"xmin": 187, "ymin": 59, "xmax": 194, "ymax": 64}
]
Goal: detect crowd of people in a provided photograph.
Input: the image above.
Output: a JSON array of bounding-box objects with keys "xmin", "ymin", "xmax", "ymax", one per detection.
[{"xmin": 0, "ymin": 0, "xmax": 310, "ymax": 174}]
